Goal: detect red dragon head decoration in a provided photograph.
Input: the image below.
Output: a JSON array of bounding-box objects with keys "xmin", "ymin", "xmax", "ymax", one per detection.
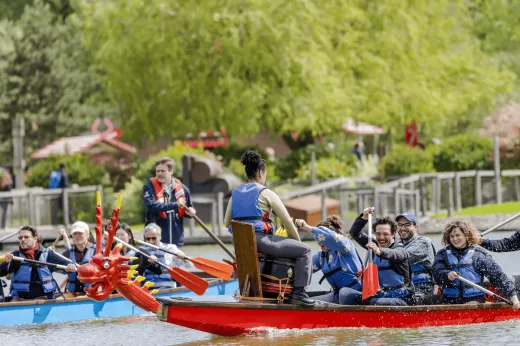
[{"xmin": 76, "ymin": 193, "xmax": 160, "ymax": 313}]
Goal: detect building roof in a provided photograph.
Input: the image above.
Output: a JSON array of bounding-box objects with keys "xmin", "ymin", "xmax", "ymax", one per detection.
[{"xmin": 30, "ymin": 129, "xmax": 137, "ymax": 159}]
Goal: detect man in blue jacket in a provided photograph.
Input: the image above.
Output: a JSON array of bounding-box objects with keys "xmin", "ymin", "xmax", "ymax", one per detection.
[{"xmin": 142, "ymin": 157, "xmax": 196, "ymax": 248}]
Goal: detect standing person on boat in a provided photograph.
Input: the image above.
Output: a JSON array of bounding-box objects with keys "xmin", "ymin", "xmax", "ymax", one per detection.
[
  {"xmin": 350, "ymin": 208, "xmax": 415, "ymax": 306},
  {"xmin": 143, "ymin": 157, "xmax": 196, "ymax": 248},
  {"xmin": 475, "ymin": 229, "xmax": 520, "ymax": 252},
  {"xmin": 395, "ymin": 212, "xmax": 436, "ymax": 300},
  {"xmin": 295, "ymin": 216, "xmax": 363, "ymax": 305},
  {"xmin": 138, "ymin": 223, "xmax": 187, "ymax": 289},
  {"xmin": 0, "ymin": 226, "xmax": 76, "ymax": 301},
  {"xmin": 432, "ymin": 221, "xmax": 520, "ymax": 308},
  {"xmin": 224, "ymin": 150, "xmax": 315, "ymax": 306},
  {"xmin": 61, "ymin": 221, "xmax": 96, "ymax": 296}
]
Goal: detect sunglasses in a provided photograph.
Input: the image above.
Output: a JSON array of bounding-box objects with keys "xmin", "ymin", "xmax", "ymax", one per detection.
[
  {"xmin": 18, "ymin": 235, "xmax": 33, "ymax": 240},
  {"xmin": 145, "ymin": 237, "xmax": 157, "ymax": 241}
]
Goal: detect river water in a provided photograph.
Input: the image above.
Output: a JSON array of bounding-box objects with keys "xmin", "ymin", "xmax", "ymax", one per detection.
[{"xmin": 2, "ymin": 231, "xmax": 520, "ymax": 346}]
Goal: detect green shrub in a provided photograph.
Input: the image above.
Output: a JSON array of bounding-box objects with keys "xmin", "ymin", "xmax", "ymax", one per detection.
[
  {"xmin": 295, "ymin": 157, "xmax": 355, "ymax": 181},
  {"xmin": 27, "ymin": 154, "xmax": 109, "ymax": 188},
  {"xmin": 382, "ymin": 144, "xmax": 435, "ymax": 177},
  {"xmin": 433, "ymin": 135, "xmax": 493, "ymax": 171},
  {"xmin": 275, "ymin": 142, "xmax": 357, "ymax": 181},
  {"xmin": 135, "ymin": 141, "xmax": 214, "ymax": 182},
  {"xmin": 212, "ymin": 143, "xmax": 268, "ymax": 166}
]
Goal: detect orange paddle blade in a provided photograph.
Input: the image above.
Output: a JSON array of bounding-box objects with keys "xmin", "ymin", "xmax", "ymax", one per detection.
[
  {"xmin": 190, "ymin": 257, "xmax": 234, "ymax": 281},
  {"xmin": 362, "ymin": 263, "xmax": 380, "ymax": 300},
  {"xmin": 167, "ymin": 267, "xmax": 209, "ymax": 295}
]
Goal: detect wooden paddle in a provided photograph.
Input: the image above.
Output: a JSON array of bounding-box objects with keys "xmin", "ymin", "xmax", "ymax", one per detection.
[
  {"xmin": 455, "ymin": 273, "xmax": 513, "ymax": 306},
  {"xmin": 10, "ymin": 256, "xmax": 75, "ymax": 271},
  {"xmin": 134, "ymin": 239, "xmax": 233, "ymax": 280},
  {"xmin": 481, "ymin": 212, "xmax": 520, "ymax": 236},
  {"xmin": 107, "ymin": 233, "xmax": 209, "ymax": 296},
  {"xmin": 189, "ymin": 213, "xmax": 236, "ymax": 262},
  {"xmin": 362, "ymin": 213, "xmax": 380, "ymax": 300}
]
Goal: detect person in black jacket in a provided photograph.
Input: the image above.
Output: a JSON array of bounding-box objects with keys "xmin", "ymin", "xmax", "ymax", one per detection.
[
  {"xmin": 433, "ymin": 221, "xmax": 520, "ymax": 308},
  {"xmin": 350, "ymin": 207, "xmax": 414, "ymax": 306},
  {"xmin": 475, "ymin": 229, "xmax": 520, "ymax": 252}
]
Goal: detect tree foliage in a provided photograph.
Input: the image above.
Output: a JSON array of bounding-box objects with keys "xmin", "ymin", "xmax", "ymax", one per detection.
[
  {"xmin": 78, "ymin": 0, "xmax": 513, "ymax": 142},
  {"xmin": 432, "ymin": 134, "xmax": 493, "ymax": 172},
  {"xmin": 0, "ymin": 0, "xmax": 108, "ymax": 161}
]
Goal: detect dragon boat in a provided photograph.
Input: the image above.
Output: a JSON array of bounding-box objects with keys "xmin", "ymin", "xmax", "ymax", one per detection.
[
  {"xmin": 0, "ymin": 276, "xmax": 237, "ymax": 327},
  {"xmin": 76, "ymin": 215, "xmax": 520, "ymax": 337}
]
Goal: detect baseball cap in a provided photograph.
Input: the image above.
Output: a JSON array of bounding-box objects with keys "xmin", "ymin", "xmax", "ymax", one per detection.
[
  {"xmin": 395, "ymin": 212, "xmax": 418, "ymax": 224},
  {"xmin": 71, "ymin": 221, "xmax": 89, "ymax": 234}
]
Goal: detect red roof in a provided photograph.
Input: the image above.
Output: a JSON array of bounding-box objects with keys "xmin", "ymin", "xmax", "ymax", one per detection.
[{"xmin": 31, "ymin": 130, "xmax": 137, "ymax": 159}]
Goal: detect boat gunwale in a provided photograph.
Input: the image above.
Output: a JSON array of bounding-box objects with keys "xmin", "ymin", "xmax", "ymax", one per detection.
[
  {"xmin": 0, "ymin": 277, "xmax": 225, "ymax": 308},
  {"xmin": 158, "ymin": 298, "xmax": 514, "ymax": 313}
]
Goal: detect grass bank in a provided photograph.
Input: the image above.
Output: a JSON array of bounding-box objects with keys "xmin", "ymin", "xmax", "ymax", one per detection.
[{"xmin": 432, "ymin": 201, "xmax": 520, "ymax": 218}]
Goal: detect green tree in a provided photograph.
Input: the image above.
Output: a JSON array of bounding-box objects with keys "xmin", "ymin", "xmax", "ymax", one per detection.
[
  {"xmin": 0, "ymin": 0, "xmax": 109, "ymax": 161},
  {"xmin": 79, "ymin": 0, "xmax": 513, "ymax": 142}
]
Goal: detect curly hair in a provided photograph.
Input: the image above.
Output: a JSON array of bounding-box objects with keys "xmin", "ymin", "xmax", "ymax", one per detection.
[
  {"xmin": 372, "ymin": 217, "xmax": 397, "ymax": 234},
  {"xmin": 241, "ymin": 150, "xmax": 266, "ymax": 179},
  {"xmin": 317, "ymin": 215, "xmax": 349, "ymax": 237},
  {"xmin": 442, "ymin": 221, "xmax": 478, "ymax": 247}
]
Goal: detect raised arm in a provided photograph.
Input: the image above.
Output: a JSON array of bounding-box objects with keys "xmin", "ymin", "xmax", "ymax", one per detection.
[
  {"xmin": 311, "ymin": 226, "xmax": 356, "ymax": 255},
  {"xmin": 480, "ymin": 230, "xmax": 520, "ymax": 252}
]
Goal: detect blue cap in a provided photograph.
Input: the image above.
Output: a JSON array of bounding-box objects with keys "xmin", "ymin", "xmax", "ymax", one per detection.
[{"xmin": 395, "ymin": 212, "xmax": 418, "ymax": 224}]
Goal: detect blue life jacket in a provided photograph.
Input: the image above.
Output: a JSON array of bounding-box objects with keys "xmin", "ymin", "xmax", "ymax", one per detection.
[
  {"xmin": 143, "ymin": 249, "xmax": 175, "ymax": 288},
  {"xmin": 48, "ymin": 170, "xmax": 63, "ymax": 189},
  {"xmin": 442, "ymin": 248, "xmax": 483, "ymax": 299},
  {"xmin": 318, "ymin": 251, "xmax": 362, "ymax": 292},
  {"xmin": 373, "ymin": 255, "xmax": 409, "ymax": 298},
  {"xmin": 11, "ymin": 250, "xmax": 56, "ymax": 296},
  {"xmin": 229, "ymin": 183, "xmax": 273, "ymax": 234},
  {"xmin": 403, "ymin": 238, "xmax": 434, "ymax": 285},
  {"xmin": 66, "ymin": 245, "xmax": 96, "ymax": 293}
]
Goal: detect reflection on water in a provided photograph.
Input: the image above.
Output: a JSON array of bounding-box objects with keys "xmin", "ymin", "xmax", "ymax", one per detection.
[{"xmin": 2, "ymin": 232, "xmax": 520, "ymax": 345}]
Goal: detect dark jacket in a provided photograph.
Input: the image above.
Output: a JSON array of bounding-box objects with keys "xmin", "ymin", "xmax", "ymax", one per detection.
[
  {"xmin": 349, "ymin": 215, "xmax": 413, "ymax": 293},
  {"xmin": 0, "ymin": 245, "xmax": 70, "ymax": 299},
  {"xmin": 481, "ymin": 230, "xmax": 520, "ymax": 252},
  {"xmin": 432, "ymin": 245, "xmax": 516, "ymax": 298},
  {"xmin": 142, "ymin": 180, "xmax": 192, "ymax": 248}
]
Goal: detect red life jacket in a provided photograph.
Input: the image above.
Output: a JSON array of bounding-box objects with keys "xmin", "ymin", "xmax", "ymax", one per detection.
[{"xmin": 150, "ymin": 177, "xmax": 186, "ymax": 219}]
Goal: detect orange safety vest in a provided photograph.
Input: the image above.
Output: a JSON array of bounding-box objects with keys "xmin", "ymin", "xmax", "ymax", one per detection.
[{"xmin": 150, "ymin": 177, "xmax": 186, "ymax": 219}]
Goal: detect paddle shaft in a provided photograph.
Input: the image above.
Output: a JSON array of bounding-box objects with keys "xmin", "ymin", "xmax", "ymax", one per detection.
[
  {"xmin": 456, "ymin": 273, "xmax": 512, "ymax": 305},
  {"xmin": 481, "ymin": 212, "xmax": 520, "ymax": 236},
  {"xmin": 134, "ymin": 239, "xmax": 185, "ymax": 259},
  {"xmin": 11, "ymin": 256, "xmax": 71, "ymax": 271},
  {"xmin": 367, "ymin": 213, "xmax": 373, "ymax": 262},
  {"xmin": 48, "ymin": 249, "xmax": 73, "ymax": 263},
  {"xmin": 0, "ymin": 230, "xmax": 18, "ymax": 243},
  {"xmin": 190, "ymin": 213, "xmax": 236, "ymax": 261},
  {"xmin": 108, "ymin": 233, "xmax": 171, "ymax": 271}
]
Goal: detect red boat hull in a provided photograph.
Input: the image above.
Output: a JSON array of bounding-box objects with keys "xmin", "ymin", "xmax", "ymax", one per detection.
[{"xmin": 157, "ymin": 297, "xmax": 520, "ymax": 337}]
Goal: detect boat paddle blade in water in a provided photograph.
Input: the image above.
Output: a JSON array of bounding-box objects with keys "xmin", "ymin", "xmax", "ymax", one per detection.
[
  {"xmin": 362, "ymin": 262, "xmax": 380, "ymax": 300},
  {"xmin": 189, "ymin": 257, "xmax": 234, "ymax": 281},
  {"xmin": 167, "ymin": 267, "xmax": 209, "ymax": 296}
]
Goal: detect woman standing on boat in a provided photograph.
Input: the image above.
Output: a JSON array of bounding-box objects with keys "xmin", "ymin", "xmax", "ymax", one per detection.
[
  {"xmin": 432, "ymin": 221, "xmax": 520, "ymax": 308},
  {"xmin": 62, "ymin": 221, "xmax": 96, "ymax": 296},
  {"xmin": 224, "ymin": 151, "xmax": 315, "ymax": 306},
  {"xmin": 295, "ymin": 216, "xmax": 363, "ymax": 305}
]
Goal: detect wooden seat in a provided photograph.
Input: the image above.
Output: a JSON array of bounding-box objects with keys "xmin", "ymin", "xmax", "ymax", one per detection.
[{"xmin": 231, "ymin": 221, "xmax": 262, "ymax": 298}]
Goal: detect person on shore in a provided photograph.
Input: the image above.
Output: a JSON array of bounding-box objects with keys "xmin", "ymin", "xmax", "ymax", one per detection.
[
  {"xmin": 225, "ymin": 150, "xmax": 315, "ymax": 306},
  {"xmin": 0, "ymin": 226, "xmax": 76, "ymax": 301},
  {"xmin": 295, "ymin": 216, "xmax": 363, "ymax": 305},
  {"xmin": 432, "ymin": 221, "xmax": 520, "ymax": 308},
  {"xmin": 142, "ymin": 157, "xmax": 196, "ymax": 248},
  {"xmin": 139, "ymin": 223, "xmax": 187, "ymax": 289},
  {"xmin": 395, "ymin": 212, "xmax": 436, "ymax": 300},
  {"xmin": 475, "ymin": 229, "xmax": 520, "ymax": 252},
  {"xmin": 62, "ymin": 221, "xmax": 96, "ymax": 296},
  {"xmin": 49, "ymin": 162, "xmax": 71, "ymax": 225},
  {"xmin": 350, "ymin": 208, "xmax": 415, "ymax": 306}
]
